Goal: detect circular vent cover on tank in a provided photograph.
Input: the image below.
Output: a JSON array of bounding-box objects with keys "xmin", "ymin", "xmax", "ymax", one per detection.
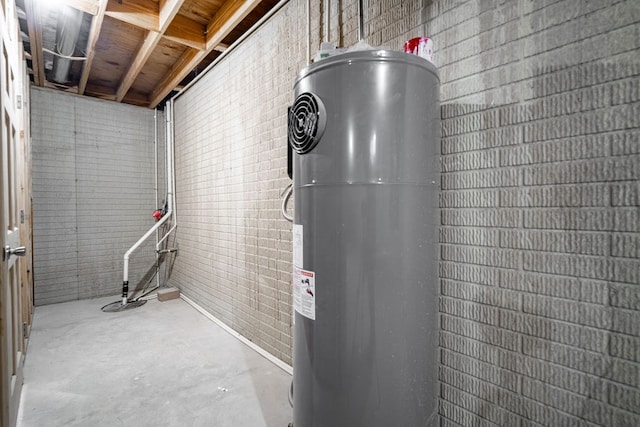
[{"xmin": 288, "ymin": 92, "xmax": 326, "ymax": 154}]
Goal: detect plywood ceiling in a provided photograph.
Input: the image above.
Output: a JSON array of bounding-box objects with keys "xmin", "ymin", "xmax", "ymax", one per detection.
[{"xmin": 16, "ymin": 0, "xmax": 280, "ymax": 107}]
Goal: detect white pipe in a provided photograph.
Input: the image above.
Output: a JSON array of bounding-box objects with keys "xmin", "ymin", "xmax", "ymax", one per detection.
[
  {"xmin": 154, "ymin": 109, "xmax": 160, "ymax": 289},
  {"xmin": 122, "ymin": 103, "xmax": 176, "ymax": 305},
  {"xmin": 307, "ymin": 0, "xmax": 311, "ymax": 64},
  {"xmin": 157, "ymin": 224, "xmax": 176, "ymax": 249},
  {"xmin": 167, "ymin": 101, "xmax": 175, "ymax": 214},
  {"xmin": 324, "ymin": 0, "xmax": 330, "ymax": 43},
  {"xmin": 157, "ymin": 99, "xmax": 177, "ymax": 250},
  {"xmin": 156, "ymin": 100, "xmax": 178, "ymax": 251},
  {"xmin": 122, "ymin": 215, "xmax": 171, "ymax": 304},
  {"xmin": 170, "ymin": 100, "xmax": 177, "ymax": 231},
  {"xmin": 154, "ymin": 109, "xmax": 159, "ymax": 227}
]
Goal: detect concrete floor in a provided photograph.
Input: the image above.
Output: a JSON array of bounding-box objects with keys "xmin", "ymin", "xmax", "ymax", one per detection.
[{"xmin": 17, "ymin": 295, "xmax": 293, "ymax": 427}]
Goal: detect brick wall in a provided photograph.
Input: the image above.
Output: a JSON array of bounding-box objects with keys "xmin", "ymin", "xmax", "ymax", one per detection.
[
  {"xmin": 31, "ymin": 88, "xmax": 161, "ymax": 305},
  {"xmin": 169, "ymin": 1, "xmax": 305, "ymax": 364},
  {"xmin": 431, "ymin": 0, "xmax": 640, "ymax": 425},
  {"xmin": 169, "ymin": 0, "xmax": 639, "ymax": 424}
]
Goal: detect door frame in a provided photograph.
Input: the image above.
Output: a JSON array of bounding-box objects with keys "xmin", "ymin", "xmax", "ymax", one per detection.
[{"xmin": 1, "ymin": 1, "xmax": 33, "ymax": 426}]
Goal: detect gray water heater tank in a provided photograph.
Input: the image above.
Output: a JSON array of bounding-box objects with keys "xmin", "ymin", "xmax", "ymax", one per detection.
[{"xmin": 289, "ymin": 50, "xmax": 440, "ymax": 427}]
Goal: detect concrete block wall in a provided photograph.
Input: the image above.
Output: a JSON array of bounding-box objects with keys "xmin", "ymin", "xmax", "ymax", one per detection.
[
  {"xmin": 31, "ymin": 87, "xmax": 161, "ymax": 305},
  {"xmin": 168, "ymin": 0, "xmax": 639, "ymax": 424}
]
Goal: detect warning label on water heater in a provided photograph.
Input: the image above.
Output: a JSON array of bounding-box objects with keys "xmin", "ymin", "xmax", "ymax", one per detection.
[{"xmin": 293, "ymin": 267, "xmax": 315, "ymax": 320}]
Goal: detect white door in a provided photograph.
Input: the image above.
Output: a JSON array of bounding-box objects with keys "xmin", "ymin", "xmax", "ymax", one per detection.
[{"xmin": 1, "ymin": 1, "xmax": 28, "ymax": 425}]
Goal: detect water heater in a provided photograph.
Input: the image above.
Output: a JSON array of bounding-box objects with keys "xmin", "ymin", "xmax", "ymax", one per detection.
[{"xmin": 289, "ymin": 50, "xmax": 440, "ymax": 426}]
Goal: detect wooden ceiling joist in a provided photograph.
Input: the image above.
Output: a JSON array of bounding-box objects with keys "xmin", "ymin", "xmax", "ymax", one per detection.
[
  {"xmin": 115, "ymin": 31, "xmax": 162, "ymax": 101},
  {"xmin": 159, "ymin": 0, "xmax": 185, "ymax": 32},
  {"xmin": 23, "ymin": 0, "xmax": 44, "ymax": 87},
  {"xmin": 149, "ymin": 0, "xmax": 262, "ymax": 108},
  {"xmin": 115, "ymin": 0, "xmax": 186, "ymax": 102},
  {"xmin": 205, "ymin": 0, "xmax": 259, "ymax": 51},
  {"xmin": 105, "ymin": 0, "xmax": 159, "ymax": 31},
  {"xmin": 122, "ymin": 91, "xmax": 150, "ymax": 106},
  {"xmin": 164, "ymin": 14, "xmax": 206, "ymax": 50},
  {"xmin": 79, "ymin": 0, "xmax": 108, "ymax": 95},
  {"xmin": 19, "ymin": 0, "xmax": 278, "ymax": 108},
  {"xmin": 57, "ymin": 0, "xmax": 101, "ymax": 16}
]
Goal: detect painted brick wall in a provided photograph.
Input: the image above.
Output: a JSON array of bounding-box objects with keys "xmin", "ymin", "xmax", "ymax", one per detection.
[
  {"xmin": 169, "ymin": 1, "xmax": 307, "ymax": 364},
  {"xmin": 429, "ymin": 0, "xmax": 640, "ymax": 425},
  {"xmin": 31, "ymin": 87, "xmax": 161, "ymax": 305},
  {"xmin": 168, "ymin": 0, "xmax": 639, "ymax": 424}
]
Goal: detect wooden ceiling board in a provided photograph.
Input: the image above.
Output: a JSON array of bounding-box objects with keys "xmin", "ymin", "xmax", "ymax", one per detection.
[
  {"xmin": 122, "ymin": 89, "xmax": 149, "ymax": 106},
  {"xmin": 177, "ymin": 0, "xmax": 222, "ymax": 26},
  {"xmin": 129, "ymin": 38, "xmax": 187, "ymax": 94},
  {"xmin": 88, "ymin": 15, "xmax": 146, "ymax": 90},
  {"xmin": 152, "ymin": 37, "xmax": 189, "ymax": 67},
  {"xmin": 84, "ymin": 81, "xmax": 118, "ymax": 99},
  {"xmin": 115, "ymin": 30, "xmax": 163, "ymax": 100}
]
